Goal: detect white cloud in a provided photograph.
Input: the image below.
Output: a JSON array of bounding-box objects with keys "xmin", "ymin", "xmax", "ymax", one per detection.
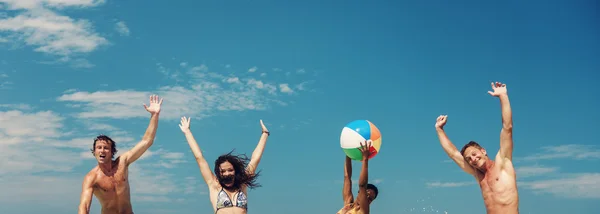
[
  {"xmin": 0, "ymin": 104, "xmax": 191, "ymax": 210},
  {"xmin": 0, "ymin": 103, "xmax": 34, "ymax": 110},
  {"xmin": 224, "ymin": 77, "xmax": 240, "ymax": 84},
  {"xmin": 248, "ymin": 66, "xmax": 257, "ymax": 72},
  {"xmin": 0, "ymin": 0, "xmax": 108, "ymax": 56},
  {"xmin": 516, "ymin": 165, "xmax": 558, "ymax": 178},
  {"xmin": 0, "ymin": 110, "xmax": 84, "ymax": 175},
  {"xmin": 334, "ymin": 178, "xmax": 384, "ymax": 185},
  {"xmin": 115, "ymin": 21, "xmax": 130, "ymax": 36},
  {"xmin": 0, "ymin": 174, "xmax": 83, "ymax": 203},
  {"xmin": 425, "ymin": 181, "xmax": 474, "ymax": 188},
  {"xmin": 279, "ymin": 83, "xmax": 293, "ymax": 94},
  {"xmin": 520, "ymin": 173, "xmax": 600, "ymax": 199},
  {"xmin": 57, "ymin": 63, "xmax": 306, "ymax": 121},
  {"xmin": 524, "ymin": 144, "xmax": 600, "ymax": 161}
]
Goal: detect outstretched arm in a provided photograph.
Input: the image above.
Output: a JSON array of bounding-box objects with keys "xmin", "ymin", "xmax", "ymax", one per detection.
[
  {"xmin": 78, "ymin": 173, "xmax": 94, "ymax": 214},
  {"xmin": 356, "ymin": 142, "xmax": 371, "ymax": 213},
  {"xmin": 122, "ymin": 95, "xmax": 162, "ymax": 165},
  {"xmin": 246, "ymin": 120, "xmax": 270, "ymax": 175},
  {"xmin": 342, "ymin": 156, "xmax": 354, "ymax": 204},
  {"xmin": 179, "ymin": 117, "xmax": 217, "ymax": 188},
  {"xmin": 435, "ymin": 115, "xmax": 476, "ymax": 175},
  {"xmin": 489, "ymin": 82, "xmax": 513, "ymax": 162}
]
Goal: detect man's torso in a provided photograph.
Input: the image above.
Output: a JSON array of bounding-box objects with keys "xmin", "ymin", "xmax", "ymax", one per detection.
[
  {"xmin": 477, "ymin": 159, "xmax": 519, "ymax": 214},
  {"xmin": 91, "ymin": 158, "xmax": 133, "ymax": 214},
  {"xmin": 337, "ymin": 202, "xmax": 365, "ymax": 214}
]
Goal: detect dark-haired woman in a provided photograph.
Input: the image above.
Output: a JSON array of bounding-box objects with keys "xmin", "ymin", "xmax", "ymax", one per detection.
[{"xmin": 178, "ymin": 116, "xmax": 270, "ymax": 214}]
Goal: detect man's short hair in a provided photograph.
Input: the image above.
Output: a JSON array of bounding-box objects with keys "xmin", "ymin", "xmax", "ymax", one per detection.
[
  {"xmin": 90, "ymin": 135, "xmax": 118, "ymax": 159},
  {"xmin": 460, "ymin": 141, "xmax": 482, "ymax": 157}
]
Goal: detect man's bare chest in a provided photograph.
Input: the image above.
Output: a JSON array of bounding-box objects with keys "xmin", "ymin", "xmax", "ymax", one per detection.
[
  {"xmin": 95, "ymin": 169, "xmax": 129, "ymax": 193},
  {"xmin": 480, "ymin": 170, "xmax": 516, "ymax": 194}
]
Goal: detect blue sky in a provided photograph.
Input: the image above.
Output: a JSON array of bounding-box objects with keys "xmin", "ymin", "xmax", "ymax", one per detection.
[{"xmin": 1, "ymin": 0, "xmax": 599, "ymax": 213}]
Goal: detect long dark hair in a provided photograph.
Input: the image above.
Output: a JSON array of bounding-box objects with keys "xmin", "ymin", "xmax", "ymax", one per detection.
[{"xmin": 214, "ymin": 150, "xmax": 261, "ymax": 190}]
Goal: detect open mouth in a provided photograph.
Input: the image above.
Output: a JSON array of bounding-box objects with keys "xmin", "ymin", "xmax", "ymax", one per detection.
[{"xmin": 99, "ymin": 154, "xmax": 107, "ymax": 160}]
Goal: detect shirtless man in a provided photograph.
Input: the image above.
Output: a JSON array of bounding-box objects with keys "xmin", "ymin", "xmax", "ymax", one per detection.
[
  {"xmin": 337, "ymin": 141, "xmax": 379, "ymax": 214},
  {"xmin": 435, "ymin": 82, "xmax": 518, "ymax": 214},
  {"xmin": 178, "ymin": 116, "xmax": 270, "ymax": 214},
  {"xmin": 78, "ymin": 95, "xmax": 163, "ymax": 214}
]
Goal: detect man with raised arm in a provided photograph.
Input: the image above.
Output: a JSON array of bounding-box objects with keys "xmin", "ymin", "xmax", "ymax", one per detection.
[
  {"xmin": 78, "ymin": 95, "xmax": 163, "ymax": 214},
  {"xmin": 435, "ymin": 82, "xmax": 518, "ymax": 214},
  {"xmin": 337, "ymin": 141, "xmax": 379, "ymax": 214}
]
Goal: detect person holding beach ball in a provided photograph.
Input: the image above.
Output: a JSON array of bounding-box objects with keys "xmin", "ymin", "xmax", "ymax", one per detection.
[{"xmin": 337, "ymin": 120, "xmax": 381, "ymax": 214}]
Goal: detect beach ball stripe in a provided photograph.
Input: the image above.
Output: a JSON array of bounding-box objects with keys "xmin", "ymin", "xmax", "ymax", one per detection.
[{"xmin": 340, "ymin": 120, "xmax": 382, "ymax": 160}]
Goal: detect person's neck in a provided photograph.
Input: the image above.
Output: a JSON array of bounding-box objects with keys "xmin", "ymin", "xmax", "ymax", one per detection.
[
  {"xmin": 222, "ymin": 184, "xmax": 240, "ymax": 192},
  {"xmin": 98, "ymin": 160, "xmax": 113, "ymax": 173},
  {"xmin": 478, "ymin": 159, "xmax": 494, "ymax": 173}
]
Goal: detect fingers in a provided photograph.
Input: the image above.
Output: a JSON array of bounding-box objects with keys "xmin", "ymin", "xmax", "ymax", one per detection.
[
  {"xmin": 180, "ymin": 116, "xmax": 191, "ymax": 125},
  {"xmin": 148, "ymin": 94, "xmax": 163, "ymax": 103},
  {"xmin": 491, "ymin": 81, "xmax": 506, "ymax": 88}
]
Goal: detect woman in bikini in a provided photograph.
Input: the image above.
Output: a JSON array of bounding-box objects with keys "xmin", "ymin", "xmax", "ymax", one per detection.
[{"xmin": 178, "ymin": 117, "xmax": 270, "ymax": 214}]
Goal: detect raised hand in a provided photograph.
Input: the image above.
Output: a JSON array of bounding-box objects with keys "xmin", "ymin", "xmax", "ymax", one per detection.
[
  {"xmin": 435, "ymin": 115, "xmax": 448, "ymax": 129},
  {"xmin": 488, "ymin": 82, "xmax": 508, "ymax": 97},
  {"xmin": 260, "ymin": 119, "xmax": 269, "ymax": 135},
  {"xmin": 179, "ymin": 116, "xmax": 191, "ymax": 133},
  {"xmin": 358, "ymin": 140, "xmax": 372, "ymax": 161},
  {"xmin": 144, "ymin": 94, "xmax": 163, "ymax": 114}
]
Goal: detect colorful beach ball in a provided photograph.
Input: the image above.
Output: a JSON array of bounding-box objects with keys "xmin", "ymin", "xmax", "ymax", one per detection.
[{"xmin": 340, "ymin": 120, "xmax": 382, "ymax": 161}]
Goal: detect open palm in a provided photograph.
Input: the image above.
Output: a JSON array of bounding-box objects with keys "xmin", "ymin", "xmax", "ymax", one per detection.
[
  {"xmin": 144, "ymin": 95, "xmax": 163, "ymax": 114},
  {"xmin": 179, "ymin": 116, "xmax": 191, "ymax": 133}
]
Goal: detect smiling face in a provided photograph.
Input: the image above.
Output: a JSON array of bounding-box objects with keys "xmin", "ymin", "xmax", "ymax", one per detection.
[
  {"xmin": 460, "ymin": 141, "xmax": 489, "ymax": 170},
  {"xmin": 463, "ymin": 146, "xmax": 488, "ymax": 169}
]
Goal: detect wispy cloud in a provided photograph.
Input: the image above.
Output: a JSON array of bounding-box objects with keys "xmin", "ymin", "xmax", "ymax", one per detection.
[
  {"xmin": 115, "ymin": 21, "xmax": 130, "ymax": 36},
  {"xmin": 516, "ymin": 165, "xmax": 558, "ymax": 178},
  {"xmin": 248, "ymin": 66, "xmax": 257, "ymax": 72},
  {"xmin": 0, "ymin": 103, "xmax": 33, "ymax": 111},
  {"xmin": 334, "ymin": 178, "xmax": 384, "ymax": 185},
  {"xmin": 57, "ymin": 63, "xmax": 310, "ymax": 120},
  {"xmin": 520, "ymin": 173, "xmax": 600, "ymax": 199},
  {"xmin": 0, "ymin": 102, "xmax": 190, "ymax": 206},
  {"xmin": 279, "ymin": 83, "xmax": 294, "ymax": 94},
  {"xmin": 425, "ymin": 181, "xmax": 474, "ymax": 188},
  {"xmin": 524, "ymin": 144, "xmax": 600, "ymax": 161},
  {"xmin": 0, "ymin": 110, "xmax": 79, "ymax": 175},
  {"xmin": 0, "ymin": 0, "xmax": 108, "ymax": 60}
]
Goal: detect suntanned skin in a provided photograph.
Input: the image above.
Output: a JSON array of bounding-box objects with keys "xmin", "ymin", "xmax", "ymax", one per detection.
[
  {"xmin": 338, "ymin": 141, "xmax": 376, "ymax": 214},
  {"xmin": 179, "ymin": 117, "xmax": 270, "ymax": 214},
  {"xmin": 78, "ymin": 95, "xmax": 163, "ymax": 214},
  {"xmin": 435, "ymin": 82, "xmax": 517, "ymax": 214}
]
